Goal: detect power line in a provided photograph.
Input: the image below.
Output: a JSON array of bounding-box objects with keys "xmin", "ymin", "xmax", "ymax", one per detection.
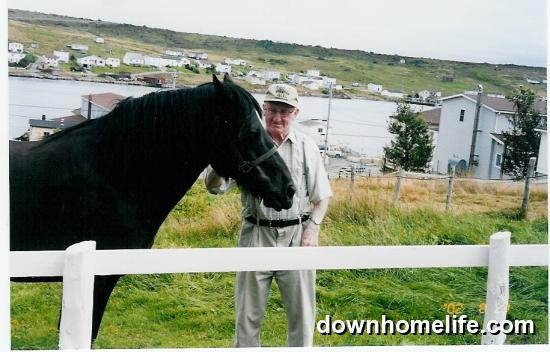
[
  {"xmin": 9, "ymin": 103, "xmax": 74, "ymax": 111},
  {"xmin": 330, "ymin": 133, "xmax": 392, "ymax": 139}
]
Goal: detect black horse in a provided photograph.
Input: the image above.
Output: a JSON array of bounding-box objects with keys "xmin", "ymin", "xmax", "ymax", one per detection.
[{"xmin": 10, "ymin": 75, "xmax": 295, "ymax": 341}]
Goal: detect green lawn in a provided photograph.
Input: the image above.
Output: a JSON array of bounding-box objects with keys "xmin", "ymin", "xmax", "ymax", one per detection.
[{"xmin": 10, "ymin": 180, "xmax": 548, "ymax": 349}]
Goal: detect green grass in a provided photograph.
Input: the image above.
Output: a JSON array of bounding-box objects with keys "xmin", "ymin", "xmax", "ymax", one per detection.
[{"xmin": 10, "ymin": 180, "xmax": 548, "ymax": 349}]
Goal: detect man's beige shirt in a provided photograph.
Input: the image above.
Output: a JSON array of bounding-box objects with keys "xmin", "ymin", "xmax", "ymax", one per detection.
[{"xmin": 209, "ymin": 127, "xmax": 332, "ymax": 220}]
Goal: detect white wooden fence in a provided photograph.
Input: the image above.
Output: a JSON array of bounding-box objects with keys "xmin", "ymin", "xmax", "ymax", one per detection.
[{"xmin": 9, "ymin": 232, "xmax": 548, "ymax": 351}]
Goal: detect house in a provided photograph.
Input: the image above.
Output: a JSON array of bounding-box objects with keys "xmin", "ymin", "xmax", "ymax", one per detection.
[
  {"xmin": 322, "ymin": 77, "xmax": 337, "ymax": 88},
  {"xmin": 223, "ymin": 58, "xmax": 247, "ymax": 66},
  {"xmin": 215, "ymin": 63, "xmax": 231, "ymax": 74},
  {"xmin": 399, "ymin": 58, "xmax": 406, "ymax": 64},
  {"xmin": 367, "ymin": 83, "xmax": 383, "ymax": 93},
  {"xmin": 526, "ymin": 78, "xmax": 541, "ymax": 84},
  {"xmin": 141, "ymin": 75, "xmax": 167, "ymax": 87},
  {"xmin": 68, "ymin": 44, "xmax": 89, "ymax": 51},
  {"xmin": 105, "ymin": 58, "xmax": 120, "ymax": 67},
  {"xmin": 53, "ymin": 50, "xmax": 70, "ymax": 63},
  {"xmin": 9, "ymin": 42, "xmax": 23, "ymax": 53},
  {"xmin": 381, "ymin": 89, "xmax": 404, "ymax": 99},
  {"xmin": 302, "ymin": 80, "xmax": 321, "ymax": 90},
  {"xmin": 143, "ymin": 55, "xmax": 164, "ymax": 68},
  {"xmin": 8, "ymin": 52, "xmax": 25, "ymax": 64},
  {"xmin": 262, "ymin": 70, "xmax": 280, "ymax": 81},
  {"xmin": 30, "ymin": 42, "xmax": 39, "ymax": 49},
  {"xmin": 122, "ymin": 52, "xmax": 145, "ymax": 66},
  {"xmin": 298, "ymin": 119, "xmax": 326, "ymax": 146},
  {"xmin": 420, "ymin": 108, "xmax": 441, "ymax": 169},
  {"xmin": 165, "ymin": 49, "xmax": 183, "ymax": 57},
  {"xmin": 433, "ymin": 93, "xmax": 547, "ymax": 179},
  {"xmin": 245, "ymin": 75, "xmax": 266, "ymax": 85},
  {"xmin": 77, "ymin": 55, "xmax": 105, "ymax": 68},
  {"xmin": 160, "ymin": 55, "xmax": 185, "ymax": 67},
  {"xmin": 80, "ymin": 92, "xmax": 126, "ymax": 119},
  {"xmin": 42, "ymin": 56, "xmax": 59, "ymax": 68},
  {"xmin": 28, "ymin": 93, "xmax": 124, "ymax": 141},
  {"xmin": 28, "ymin": 115, "xmax": 83, "ymax": 141},
  {"xmin": 95, "ymin": 37, "xmax": 105, "ymax": 44},
  {"xmin": 195, "ymin": 59, "xmax": 213, "ymax": 69},
  {"xmin": 535, "ymin": 127, "xmax": 547, "ymax": 176},
  {"xmin": 442, "ymin": 75, "xmax": 454, "ymax": 82},
  {"xmin": 306, "ymin": 69, "xmax": 320, "ymax": 77}
]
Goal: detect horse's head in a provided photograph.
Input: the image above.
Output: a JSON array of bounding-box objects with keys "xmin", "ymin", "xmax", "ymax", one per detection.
[{"xmin": 208, "ymin": 75, "xmax": 295, "ymax": 211}]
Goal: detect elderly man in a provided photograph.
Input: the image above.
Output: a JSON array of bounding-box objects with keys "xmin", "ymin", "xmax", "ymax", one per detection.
[{"xmin": 205, "ymin": 83, "xmax": 332, "ymax": 347}]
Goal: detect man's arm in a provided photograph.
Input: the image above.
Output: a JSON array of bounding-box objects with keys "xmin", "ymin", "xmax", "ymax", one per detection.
[
  {"xmin": 204, "ymin": 166, "xmax": 234, "ymax": 195},
  {"xmin": 300, "ymin": 197, "xmax": 329, "ymax": 247}
]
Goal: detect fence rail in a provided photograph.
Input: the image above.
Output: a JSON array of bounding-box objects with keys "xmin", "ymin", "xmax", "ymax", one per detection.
[{"xmin": 10, "ymin": 233, "xmax": 549, "ymax": 350}]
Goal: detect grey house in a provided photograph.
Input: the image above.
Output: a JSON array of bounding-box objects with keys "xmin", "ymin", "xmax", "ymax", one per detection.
[{"xmin": 433, "ymin": 93, "xmax": 547, "ymax": 179}]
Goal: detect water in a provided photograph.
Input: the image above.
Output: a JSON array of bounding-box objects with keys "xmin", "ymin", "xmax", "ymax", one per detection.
[{"xmin": 8, "ymin": 77, "xmax": 432, "ymax": 157}]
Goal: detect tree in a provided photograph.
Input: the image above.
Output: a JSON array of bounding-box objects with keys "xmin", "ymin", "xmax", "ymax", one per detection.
[
  {"xmin": 383, "ymin": 102, "xmax": 434, "ymax": 172},
  {"xmin": 501, "ymin": 87, "xmax": 543, "ymax": 178}
]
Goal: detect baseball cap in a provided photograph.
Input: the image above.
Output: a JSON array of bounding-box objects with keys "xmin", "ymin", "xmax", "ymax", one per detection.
[{"xmin": 264, "ymin": 84, "xmax": 299, "ymax": 107}]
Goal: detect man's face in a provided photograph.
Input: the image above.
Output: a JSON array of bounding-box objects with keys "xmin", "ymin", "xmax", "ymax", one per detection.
[{"xmin": 263, "ymin": 101, "xmax": 299, "ymax": 140}]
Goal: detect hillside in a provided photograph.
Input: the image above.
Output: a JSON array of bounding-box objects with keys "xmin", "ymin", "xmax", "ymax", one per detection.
[{"xmin": 7, "ymin": 8, "xmax": 548, "ymax": 98}]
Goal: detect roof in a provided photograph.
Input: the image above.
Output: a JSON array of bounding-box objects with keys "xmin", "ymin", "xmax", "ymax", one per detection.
[
  {"xmin": 490, "ymin": 133, "xmax": 505, "ymax": 145},
  {"xmin": 443, "ymin": 94, "xmax": 547, "ymax": 115},
  {"xmin": 299, "ymin": 119, "xmax": 325, "ymax": 126},
  {"xmin": 81, "ymin": 92, "xmax": 126, "ymax": 111},
  {"xmin": 52, "ymin": 114, "xmax": 87, "ymax": 124},
  {"xmin": 420, "ymin": 108, "xmax": 441, "ymax": 127},
  {"xmin": 29, "ymin": 119, "xmax": 81, "ymax": 129}
]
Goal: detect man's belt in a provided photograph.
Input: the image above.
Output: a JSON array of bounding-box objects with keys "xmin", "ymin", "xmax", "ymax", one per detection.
[{"xmin": 245, "ymin": 215, "xmax": 310, "ymax": 228}]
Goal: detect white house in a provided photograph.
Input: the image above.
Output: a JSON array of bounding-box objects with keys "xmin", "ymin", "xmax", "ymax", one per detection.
[
  {"xmin": 123, "ymin": 52, "xmax": 145, "ymax": 66},
  {"xmin": 433, "ymin": 93, "xmax": 547, "ymax": 179},
  {"xmin": 165, "ymin": 49, "xmax": 183, "ymax": 56},
  {"xmin": 188, "ymin": 52, "xmax": 208, "ymax": 60},
  {"xmin": 80, "ymin": 92, "xmax": 126, "ymax": 119},
  {"xmin": 535, "ymin": 127, "xmax": 547, "ymax": 176},
  {"xmin": 381, "ymin": 89, "xmax": 404, "ymax": 99},
  {"xmin": 245, "ymin": 75, "xmax": 266, "ymax": 85},
  {"xmin": 298, "ymin": 119, "xmax": 326, "ymax": 146},
  {"xmin": 143, "ymin": 55, "xmax": 164, "ymax": 68},
  {"xmin": 53, "ymin": 50, "xmax": 70, "ymax": 63},
  {"xmin": 42, "ymin": 56, "xmax": 59, "ymax": 68},
  {"xmin": 195, "ymin": 59, "xmax": 213, "ymax": 69},
  {"xmin": 215, "ymin": 63, "xmax": 232, "ymax": 74},
  {"xmin": 68, "ymin": 44, "xmax": 89, "ymax": 51},
  {"xmin": 95, "ymin": 37, "xmax": 105, "ymax": 44},
  {"xmin": 106, "ymin": 57, "xmax": 120, "ymax": 67},
  {"xmin": 302, "ymin": 80, "xmax": 321, "ymax": 90},
  {"xmin": 321, "ymin": 76, "xmax": 337, "ymax": 88},
  {"xmin": 77, "ymin": 55, "xmax": 105, "ymax": 68},
  {"xmin": 223, "ymin": 58, "xmax": 246, "ymax": 66},
  {"xmin": 8, "ymin": 52, "xmax": 25, "ymax": 64},
  {"xmin": 367, "ymin": 83, "xmax": 383, "ymax": 93},
  {"xmin": 306, "ymin": 69, "xmax": 320, "ymax": 77},
  {"xmin": 9, "ymin": 42, "xmax": 23, "ymax": 53}
]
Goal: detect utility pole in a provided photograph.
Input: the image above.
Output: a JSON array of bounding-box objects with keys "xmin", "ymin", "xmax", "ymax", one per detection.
[
  {"xmin": 468, "ymin": 84, "xmax": 483, "ymax": 173},
  {"xmin": 87, "ymin": 93, "xmax": 92, "ymax": 120},
  {"xmin": 323, "ymin": 82, "xmax": 333, "ymax": 166}
]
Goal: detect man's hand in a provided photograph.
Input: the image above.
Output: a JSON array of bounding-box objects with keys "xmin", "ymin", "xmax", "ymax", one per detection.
[{"xmin": 300, "ymin": 222, "xmax": 320, "ymax": 247}]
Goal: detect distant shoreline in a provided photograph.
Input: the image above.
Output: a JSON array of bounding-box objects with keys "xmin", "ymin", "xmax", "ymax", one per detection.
[{"xmin": 8, "ymin": 71, "xmax": 389, "ymax": 103}]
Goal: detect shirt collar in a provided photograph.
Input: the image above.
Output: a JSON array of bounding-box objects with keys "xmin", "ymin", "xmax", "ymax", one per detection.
[{"xmin": 283, "ymin": 127, "xmax": 298, "ymax": 145}]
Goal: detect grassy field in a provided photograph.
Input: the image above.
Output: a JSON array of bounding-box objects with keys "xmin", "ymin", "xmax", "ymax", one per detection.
[
  {"xmin": 10, "ymin": 177, "xmax": 548, "ymax": 349},
  {"xmin": 8, "ymin": 9, "xmax": 548, "ymax": 98}
]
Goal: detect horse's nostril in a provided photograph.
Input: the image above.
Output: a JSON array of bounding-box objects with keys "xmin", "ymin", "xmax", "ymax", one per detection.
[{"xmin": 286, "ymin": 184, "xmax": 296, "ymax": 199}]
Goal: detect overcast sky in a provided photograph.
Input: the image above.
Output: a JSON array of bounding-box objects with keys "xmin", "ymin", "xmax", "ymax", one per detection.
[{"xmin": 6, "ymin": 0, "xmax": 548, "ymax": 67}]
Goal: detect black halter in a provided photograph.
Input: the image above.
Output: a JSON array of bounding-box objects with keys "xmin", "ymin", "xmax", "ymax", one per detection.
[{"xmin": 238, "ymin": 145, "xmax": 278, "ymax": 174}]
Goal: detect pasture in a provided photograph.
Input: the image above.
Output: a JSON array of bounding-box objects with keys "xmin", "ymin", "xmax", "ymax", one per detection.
[{"xmin": 11, "ymin": 178, "xmax": 548, "ymax": 349}]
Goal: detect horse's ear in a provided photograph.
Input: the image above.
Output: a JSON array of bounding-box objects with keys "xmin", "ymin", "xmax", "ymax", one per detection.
[
  {"xmin": 223, "ymin": 73, "xmax": 233, "ymax": 83},
  {"xmin": 212, "ymin": 74, "xmax": 224, "ymax": 95}
]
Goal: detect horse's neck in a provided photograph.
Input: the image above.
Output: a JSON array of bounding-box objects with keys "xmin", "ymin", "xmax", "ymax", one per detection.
[{"xmin": 94, "ymin": 108, "xmax": 211, "ymax": 219}]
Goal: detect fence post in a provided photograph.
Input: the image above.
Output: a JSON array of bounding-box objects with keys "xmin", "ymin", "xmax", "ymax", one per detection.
[
  {"xmin": 349, "ymin": 164, "xmax": 356, "ymax": 200},
  {"xmin": 445, "ymin": 166, "xmax": 455, "ymax": 212},
  {"xmin": 59, "ymin": 241, "xmax": 96, "ymax": 350},
  {"xmin": 520, "ymin": 157, "xmax": 536, "ymax": 218},
  {"xmin": 481, "ymin": 232, "xmax": 510, "ymax": 345},
  {"xmin": 392, "ymin": 168, "xmax": 404, "ymax": 205}
]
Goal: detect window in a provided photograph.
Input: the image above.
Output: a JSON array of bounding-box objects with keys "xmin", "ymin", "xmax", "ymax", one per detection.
[
  {"xmin": 318, "ymin": 128, "xmax": 323, "ymax": 133},
  {"xmin": 495, "ymin": 153, "xmax": 502, "ymax": 167},
  {"xmin": 459, "ymin": 109, "xmax": 465, "ymax": 122}
]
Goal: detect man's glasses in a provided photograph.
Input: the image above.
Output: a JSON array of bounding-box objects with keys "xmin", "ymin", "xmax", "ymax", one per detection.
[{"xmin": 264, "ymin": 107, "xmax": 296, "ymax": 117}]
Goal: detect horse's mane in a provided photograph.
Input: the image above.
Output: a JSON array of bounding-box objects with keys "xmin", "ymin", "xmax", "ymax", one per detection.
[{"xmin": 38, "ymin": 79, "xmax": 262, "ymax": 147}]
